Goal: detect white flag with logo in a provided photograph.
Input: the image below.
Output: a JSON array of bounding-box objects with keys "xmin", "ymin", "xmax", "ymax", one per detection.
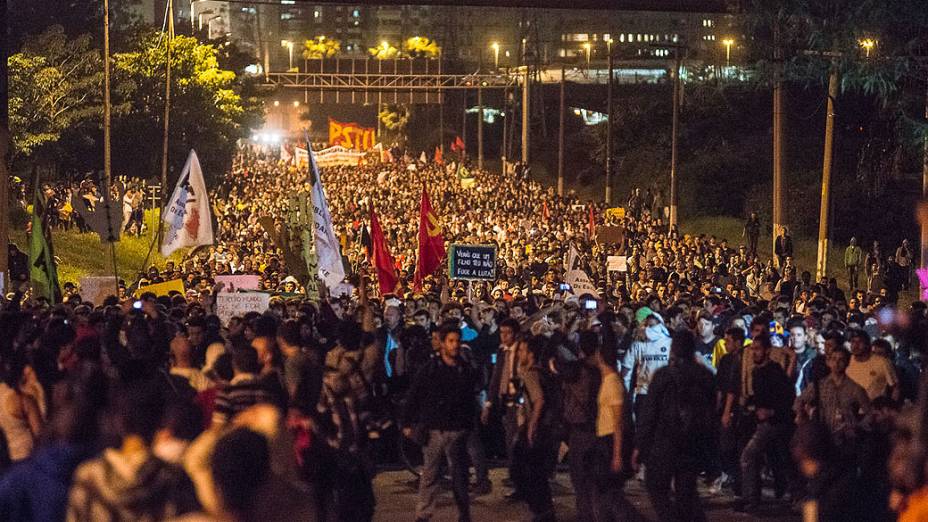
[
  {"xmin": 309, "ymin": 145, "xmax": 346, "ymax": 288},
  {"xmin": 564, "ymin": 244, "xmax": 600, "ymax": 299},
  {"xmin": 161, "ymin": 150, "xmax": 214, "ymax": 256}
]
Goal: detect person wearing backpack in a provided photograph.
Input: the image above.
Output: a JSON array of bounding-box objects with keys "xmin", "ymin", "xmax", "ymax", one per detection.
[
  {"xmin": 556, "ymin": 331, "xmax": 601, "ymax": 521},
  {"xmin": 511, "ymin": 334, "xmax": 559, "ymax": 522},
  {"xmin": 634, "ymin": 329, "xmax": 715, "ymax": 522}
]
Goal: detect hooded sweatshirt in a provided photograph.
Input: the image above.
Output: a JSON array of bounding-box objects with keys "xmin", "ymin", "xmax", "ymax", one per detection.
[{"xmin": 621, "ymin": 315, "xmax": 671, "ymax": 396}]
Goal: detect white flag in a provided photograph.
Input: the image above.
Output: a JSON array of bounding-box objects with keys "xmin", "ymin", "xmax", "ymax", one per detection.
[
  {"xmin": 161, "ymin": 150, "xmax": 214, "ymax": 256},
  {"xmin": 565, "ymin": 244, "xmax": 600, "ymax": 299},
  {"xmin": 309, "ymin": 145, "xmax": 346, "ymax": 288},
  {"xmin": 280, "ymin": 144, "xmax": 293, "ymax": 164},
  {"xmin": 419, "ymin": 151, "xmax": 427, "ymax": 163}
]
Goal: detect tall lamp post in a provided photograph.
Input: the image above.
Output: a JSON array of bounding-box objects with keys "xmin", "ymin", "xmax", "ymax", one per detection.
[
  {"xmin": 605, "ymin": 35, "xmax": 613, "ymax": 204},
  {"xmin": 722, "ymin": 38, "xmax": 734, "ymax": 68}
]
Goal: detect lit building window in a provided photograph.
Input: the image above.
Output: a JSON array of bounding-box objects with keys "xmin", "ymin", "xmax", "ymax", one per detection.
[
  {"xmin": 313, "ymin": 10, "xmax": 320, "ymax": 18},
  {"xmin": 619, "ymin": 34, "xmax": 625, "ymax": 43},
  {"xmin": 636, "ymin": 34, "xmax": 642, "ymax": 42},
  {"xmin": 352, "ymin": 9, "xmax": 360, "ymax": 17}
]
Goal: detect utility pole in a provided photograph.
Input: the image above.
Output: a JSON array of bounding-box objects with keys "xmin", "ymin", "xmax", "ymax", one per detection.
[
  {"xmin": 772, "ymin": 31, "xmax": 784, "ymax": 263},
  {"xmin": 477, "ymin": 84, "xmax": 484, "ymax": 170},
  {"xmin": 521, "ymin": 66, "xmax": 530, "ymax": 165},
  {"xmin": 669, "ymin": 52, "xmax": 681, "ymax": 228},
  {"xmin": 921, "ymin": 78, "xmax": 928, "ymax": 271},
  {"xmin": 816, "ymin": 66, "xmax": 839, "ymax": 280},
  {"xmin": 159, "ymin": 0, "xmax": 174, "ymax": 245},
  {"xmin": 558, "ymin": 65, "xmax": 565, "ymax": 197},
  {"xmin": 103, "ymin": 0, "xmax": 111, "ymax": 189},
  {"xmin": 0, "ymin": 0, "xmax": 9, "ymax": 289},
  {"xmin": 605, "ymin": 42, "xmax": 614, "ymax": 204}
]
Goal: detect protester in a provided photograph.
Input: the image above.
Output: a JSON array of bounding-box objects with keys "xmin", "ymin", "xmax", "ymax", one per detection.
[
  {"xmin": 636, "ymin": 329, "xmax": 715, "ymax": 521},
  {"xmin": 2, "ymin": 143, "xmax": 925, "ymax": 521}
]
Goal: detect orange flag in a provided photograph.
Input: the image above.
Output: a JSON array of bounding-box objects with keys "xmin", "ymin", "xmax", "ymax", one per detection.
[
  {"xmin": 434, "ymin": 146, "xmax": 443, "ymax": 165},
  {"xmin": 370, "ymin": 206, "xmax": 398, "ymax": 296},
  {"xmin": 414, "ymin": 187, "xmax": 446, "ymax": 290}
]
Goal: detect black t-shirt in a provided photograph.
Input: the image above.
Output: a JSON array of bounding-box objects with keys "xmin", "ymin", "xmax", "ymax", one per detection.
[{"xmin": 751, "ymin": 362, "xmax": 793, "ymax": 424}]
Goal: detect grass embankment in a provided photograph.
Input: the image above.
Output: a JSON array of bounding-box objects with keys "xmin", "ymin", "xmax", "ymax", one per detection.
[{"xmin": 10, "ymin": 210, "xmax": 186, "ymax": 285}]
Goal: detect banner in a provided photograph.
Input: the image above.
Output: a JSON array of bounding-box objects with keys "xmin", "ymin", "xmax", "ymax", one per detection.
[
  {"xmin": 135, "ymin": 278, "xmax": 185, "ymax": 297},
  {"xmin": 606, "ymin": 255, "xmax": 628, "ymax": 272},
  {"xmin": 80, "ymin": 276, "xmax": 119, "ymax": 305},
  {"xmin": 328, "ymin": 118, "xmax": 376, "ymax": 151},
  {"xmin": 448, "ymin": 244, "xmax": 497, "ymax": 280},
  {"xmin": 216, "ymin": 292, "xmax": 270, "ymax": 325},
  {"xmin": 215, "ymin": 274, "xmax": 262, "ymax": 292},
  {"xmin": 161, "ymin": 150, "xmax": 214, "ymax": 256},
  {"xmin": 29, "ymin": 175, "xmax": 60, "ymax": 303},
  {"xmin": 313, "ymin": 145, "xmax": 367, "ymax": 167}
]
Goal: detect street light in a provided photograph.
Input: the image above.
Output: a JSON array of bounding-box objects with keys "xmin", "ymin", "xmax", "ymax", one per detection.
[
  {"xmin": 491, "ymin": 42, "xmax": 500, "ymax": 69},
  {"xmin": 859, "ymin": 38, "xmax": 876, "ymax": 58},
  {"xmin": 583, "ymin": 42, "xmax": 591, "ymax": 65},
  {"xmin": 281, "ymin": 39, "xmax": 294, "ymax": 70},
  {"xmin": 722, "ymin": 38, "xmax": 734, "ymax": 67}
]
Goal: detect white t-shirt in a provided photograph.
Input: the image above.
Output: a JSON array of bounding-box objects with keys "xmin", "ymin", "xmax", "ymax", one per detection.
[
  {"xmin": 847, "ymin": 355, "xmax": 897, "ymax": 400},
  {"xmin": 597, "ymin": 372, "xmax": 625, "ymax": 437}
]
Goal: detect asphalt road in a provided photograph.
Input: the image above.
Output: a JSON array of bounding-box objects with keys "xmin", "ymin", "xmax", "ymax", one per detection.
[{"xmin": 372, "ymin": 467, "xmax": 802, "ymax": 521}]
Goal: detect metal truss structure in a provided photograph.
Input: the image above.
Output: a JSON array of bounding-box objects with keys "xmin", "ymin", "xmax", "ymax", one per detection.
[{"xmin": 261, "ymin": 71, "xmax": 521, "ymax": 91}]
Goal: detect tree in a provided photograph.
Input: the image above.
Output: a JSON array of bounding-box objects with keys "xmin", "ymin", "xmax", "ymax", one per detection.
[
  {"xmin": 369, "ymin": 42, "xmax": 400, "ymax": 60},
  {"xmin": 111, "ymin": 33, "xmax": 262, "ymax": 184},
  {"xmin": 404, "ymin": 36, "xmax": 441, "ymax": 58},
  {"xmin": 378, "ymin": 104, "xmax": 410, "ymax": 146},
  {"xmin": 303, "ymin": 36, "xmax": 340, "ymax": 59},
  {"xmin": 8, "ymin": 26, "xmax": 103, "ymax": 161}
]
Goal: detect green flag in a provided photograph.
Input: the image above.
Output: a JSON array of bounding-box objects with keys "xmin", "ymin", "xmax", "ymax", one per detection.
[{"xmin": 29, "ymin": 176, "xmax": 60, "ymax": 303}]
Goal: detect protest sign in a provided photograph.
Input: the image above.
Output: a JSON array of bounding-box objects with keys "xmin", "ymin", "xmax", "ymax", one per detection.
[
  {"xmin": 215, "ymin": 275, "xmax": 261, "ymax": 292},
  {"xmin": 604, "ymin": 207, "xmax": 626, "ymax": 220},
  {"xmin": 80, "ymin": 276, "xmax": 119, "ymax": 305},
  {"xmin": 135, "ymin": 279, "xmax": 185, "ymax": 297},
  {"xmin": 216, "ymin": 292, "xmax": 270, "ymax": 325},
  {"xmin": 607, "ymin": 256, "xmax": 628, "ymax": 272},
  {"xmin": 596, "ymin": 226, "xmax": 625, "ymax": 245},
  {"xmin": 448, "ymin": 244, "xmax": 497, "ymax": 280}
]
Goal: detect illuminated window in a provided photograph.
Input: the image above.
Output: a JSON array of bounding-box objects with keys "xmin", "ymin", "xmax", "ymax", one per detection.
[
  {"xmin": 313, "ymin": 10, "xmax": 320, "ymax": 18},
  {"xmin": 352, "ymin": 9, "xmax": 360, "ymax": 17},
  {"xmin": 636, "ymin": 34, "xmax": 642, "ymax": 42},
  {"xmin": 619, "ymin": 34, "xmax": 625, "ymax": 42}
]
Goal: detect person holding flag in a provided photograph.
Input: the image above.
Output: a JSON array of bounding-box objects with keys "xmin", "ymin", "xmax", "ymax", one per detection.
[
  {"xmin": 413, "ymin": 187, "xmax": 446, "ymax": 291},
  {"xmin": 29, "ymin": 174, "xmax": 60, "ymax": 302}
]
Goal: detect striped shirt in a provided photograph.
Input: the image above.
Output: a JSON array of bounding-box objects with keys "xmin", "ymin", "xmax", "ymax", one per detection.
[{"xmin": 212, "ymin": 373, "xmax": 277, "ymax": 425}]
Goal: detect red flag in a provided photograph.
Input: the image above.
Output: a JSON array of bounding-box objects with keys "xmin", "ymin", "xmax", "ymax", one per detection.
[
  {"xmin": 542, "ymin": 201, "xmax": 550, "ymax": 221},
  {"xmin": 455, "ymin": 136, "xmax": 466, "ymax": 152},
  {"xmin": 414, "ymin": 187, "xmax": 446, "ymax": 290},
  {"xmin": 587, "ymin": 205, "xmax": 596, "ymax": 238},
  {"xmin": 370, "ymin": 207, "xmax": 398, "ymax": 295},
  {"xmin": 434, "ymin": 146, "xmax": 443, "ymax": 165}
]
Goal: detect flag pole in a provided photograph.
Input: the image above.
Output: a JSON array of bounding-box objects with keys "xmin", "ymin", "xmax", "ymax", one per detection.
[{"xmin": 158, "ymin": 0, "xmax": 174, "ymax": 246}]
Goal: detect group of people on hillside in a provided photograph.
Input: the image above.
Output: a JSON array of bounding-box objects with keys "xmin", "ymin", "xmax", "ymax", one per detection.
[{"xmin": 0, "ymin": 146, "xmax": 926, "ymax": 522}]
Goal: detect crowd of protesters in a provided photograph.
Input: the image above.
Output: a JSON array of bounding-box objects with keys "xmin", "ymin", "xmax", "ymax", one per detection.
[{"xmin": 0, "ymin": 143, "xmax": 926, "ymax": 522}]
